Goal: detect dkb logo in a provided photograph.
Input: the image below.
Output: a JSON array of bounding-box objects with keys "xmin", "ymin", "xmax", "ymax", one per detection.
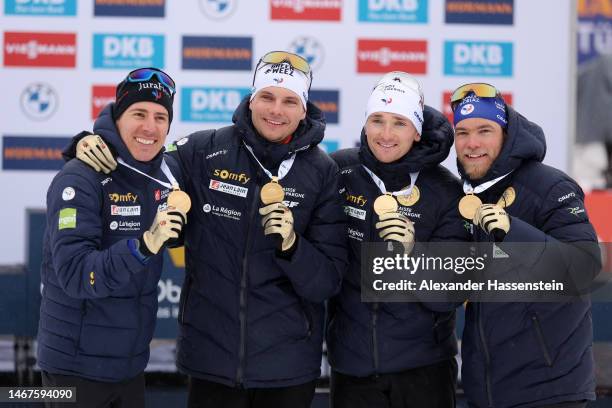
[
  {"xmin": 444, "ymin": 41, "xmax": 513, "ymax": 77},
  {"xmin": 93, "ymin": 34, "xmax": 164, "ymax": 69},
  {"xmin": 181, "ymin": 87, "xmax": 250, "ymax": 122}
]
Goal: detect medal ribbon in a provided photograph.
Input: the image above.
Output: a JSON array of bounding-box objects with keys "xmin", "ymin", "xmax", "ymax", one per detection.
[
  {"xmin": 462, "ymin": 171, "xmax": 513, "ymax": 195},
  {"xmin": 117, "ymin": 157, "xmax": 179, "ymax": 189},
  {"xmin": 362, "ymin": 166, "xmax": 420, "ymax": 199},
  {"xmin": 243, "ymin": 142, "xmax": 296, "ymax": 182}
]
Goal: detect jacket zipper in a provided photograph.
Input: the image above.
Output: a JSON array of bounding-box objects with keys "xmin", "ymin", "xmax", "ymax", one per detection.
[
  {"xmin": 372, "ymin": 302, "xmax": 379, "ymax": 375},
  {"xmin": 236, "ymin": 173, "xmax": 261, "ymax": 386},
  {"xmin": 477, "ymin": 303, "xmax": 494, "ymax": 407},
  {"xmin": 532, "ymin": 314, "xmax": 553, "ymax": 366}
]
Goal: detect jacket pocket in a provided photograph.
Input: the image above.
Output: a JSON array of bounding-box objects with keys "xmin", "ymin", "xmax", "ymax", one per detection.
[
  {"xmin": 532, "ymin": 314, "xmax": 553, "ymax": 367},
  {"xmin": 179, "ymin": 275, "xmax": 192, "ymax": 325},
  {"xmin": 299, "ymin": 302, "xmax": 313, "ymax": 339}
]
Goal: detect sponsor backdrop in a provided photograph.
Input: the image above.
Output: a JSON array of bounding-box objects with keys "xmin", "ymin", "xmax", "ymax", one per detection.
[{"xmin": 1, "ymin": 0, "xmax": 574, "ymax": 269}]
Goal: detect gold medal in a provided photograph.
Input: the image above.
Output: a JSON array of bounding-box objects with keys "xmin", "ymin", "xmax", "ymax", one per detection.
[
  {"xmin": 373, "ymin": 194, "xmax": 398, "ymax": 216},
  {"xmin": 497, "ymin": 186, "xmax": 516, "ymax": 208},
  {"xmin": 260, "ymin": 177, "xmax": 285, "ymax": 205},
  {"xmin": 397, "ymin": 186, "xmax": 420, "ymax": 207},
  {"xmin": 168, "ymin": 189, "xmax": 192, "ymax": 213},
  {"xmin": 458, "ymin": 194, "xmax": 482, "ymax": 220}
]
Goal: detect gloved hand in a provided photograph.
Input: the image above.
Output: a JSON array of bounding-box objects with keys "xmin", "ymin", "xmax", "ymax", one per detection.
[
  {"xmin": 77, "ymin": 134, "xmax": 117, "ymax": 174},
  {"xmin": 139, "ymin": 208, "xmax": 187, "ymax": 256},
  {"xmin": 473, "ymin": 204, "xmax": 510, "ymax": 240},
  {"xmin": 375, "ymin": 212, "xmax": 415, "ymax": 253},
  {"xmin": 259, "ymin": 202, "xmax": 296, "ymax": 252}
]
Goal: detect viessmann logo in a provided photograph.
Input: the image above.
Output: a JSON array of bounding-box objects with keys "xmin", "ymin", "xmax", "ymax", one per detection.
[
  {"xmin": 357, "ymin": 39, "xmax": 427, "ymax": 73},
  {"xmin": 270, "ymin": 0, "xmax": 342, "ymax": 21},
  {"xmin": 92, "ymin": 85, "xmax": 115, "ymax": 119},
  {"xmin": 4, "ymin": 32, "xmax": 76, "ymax": 67}
]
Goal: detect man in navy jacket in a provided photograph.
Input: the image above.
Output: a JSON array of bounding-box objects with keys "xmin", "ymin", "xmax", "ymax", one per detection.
[
  {"xmin": 71, "ymin": 52, "xmax": 347, "ymax": 408},
  {"xmin": 38, "ymin": 68, "xmax": 186, "ymax": 407},
  {"xmin": 450, "ymin": 83, "xmax": 601, "ymax": 408},
  {"xmin": 327, "ymin": 72, "xmax": 467, "ymax": 408}
]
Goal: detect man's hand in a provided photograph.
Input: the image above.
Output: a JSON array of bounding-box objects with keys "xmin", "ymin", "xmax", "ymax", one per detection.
[
  {"xmin": 77, "ymin": 135, "xmax": 117, "ymax": 173},
  {"xmin": 473, "ymin": 204, "xmax": 510, "ymax": 239},
  {"xmin": 375, "ymin": 212, "xmax": 415, "ymax": 253},
  {"xmin": 140, "ymin": 208, "xmax": 187, "ymax": 256},
  {"xmin": 259, "ymin": 202, "xmax": 296, "ymax": 252}
]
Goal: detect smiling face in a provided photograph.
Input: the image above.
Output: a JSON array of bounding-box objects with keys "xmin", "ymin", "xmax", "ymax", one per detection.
[
  {"xmin": 249, "ymin": 87, "xmax": 306, "ymax": 143},
  {"xmin": 454, "ymin": 117, "xmax": 504, "ymax": 180},
  {"xmin": 115, "ymin": 101, "xmax": 169, "ymax": 162},
  {"xmin": 365, "ymin": 112, "xmax": 420, "ymax": 163}
]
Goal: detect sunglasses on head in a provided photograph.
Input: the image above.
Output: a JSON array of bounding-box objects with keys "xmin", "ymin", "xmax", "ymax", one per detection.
[
  {"xmin": 450, "ymin": 83, "xmax": 503, "ymax": 110},
  {"xmin": 126, "ymin": 67, "xmax": 176, "ymax": 96},
  {"xmin": 252, "ymin": 51, "xmax": 313, "ymax": 90}
]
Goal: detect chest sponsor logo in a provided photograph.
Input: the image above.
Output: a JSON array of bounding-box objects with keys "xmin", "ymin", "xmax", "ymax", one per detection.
[
  {"xmin": 108, "ymin": 192, "xmax": 138, "ymax": 203},
  {"xmin": 345, "ymin": 205, "xmax": 367, "ymax": 220},
  {"xmin": 348, "ymin": 227, "xmax": 364, "ymax": 241},
  {"xmin": 444, "ymin": 40, "xmax": 513, "ymax": 77},
  {"xmin": 345, "ymin": 193, "xmax": 367, "ymax": 206},
  {"xmin": 203, "ymin": 203, "xmax": 242, "ymax": 221},
  {"xmin": 154, "ymin": 188, "xmax": 170, "ymax": 201},
  {"xmin": 213, "ymin": 169, "xmax": 250, "ymax": 184},
  {"xmin": 110, "ymin": 205, "xmax": 141, "ymax": 217},
  {"xmin": 399, "ymin": 206, "xmax": 421, "ymax": 219},
  {"xmin": 110, "ymin": 220, "xmax": 141, "ymax": 231},
  {"xmin": 358, "ymin": 0, "xmax": 428, "ymax": 23},
  {"xmin": 209, "ymin": 179, "xmax": 249, "ymax": 198}
]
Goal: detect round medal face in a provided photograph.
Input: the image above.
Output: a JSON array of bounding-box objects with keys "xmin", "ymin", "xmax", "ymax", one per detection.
[
  {"xmin": 260, "ymin": 181, "xmax": 285, "ymax": 205},
  {"xmin": 168, "ymin": 190, "xmax": 192, "ymax": 213},
  {"xmin": 397, "ymin": 186, "xmax": 420, "ymax": 207},
  {"xmin": 373, "ymin": 194, "xmax": 398, "ymax": 216},
  {"xmin": 458, "ymin": 194, "xmax": 483, "ymax": 220},
  {"xmin": 497, "ymin": 186, "xmax": 516, "ymax": 208}
]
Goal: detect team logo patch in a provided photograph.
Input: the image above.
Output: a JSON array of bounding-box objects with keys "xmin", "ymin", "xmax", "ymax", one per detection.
[
  {"xmin": 62, "ymin": 187, "xmax": 75, "ymax": 201},
  {"xmin": 58, "ymin": 208, "xmax": 77, "ymax": 230}
]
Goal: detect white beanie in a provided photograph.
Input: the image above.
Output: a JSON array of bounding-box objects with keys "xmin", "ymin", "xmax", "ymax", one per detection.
[
  {"xmin": 365, "ymin": 73, "xmax": 424, "ymax": 135},
  {"xmin": 250, "ymin": 62, "xmax": 310, "ymax": 110}
]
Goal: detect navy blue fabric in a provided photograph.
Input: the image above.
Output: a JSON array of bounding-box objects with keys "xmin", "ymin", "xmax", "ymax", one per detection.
[
  {"xmin": 172, "ymin": 96, "xmax": 348, "ymax": 388},
  {"xmin": 460, "ymin": 107, "xmax": 601, "ymax": 407},
  {"xmin": 37, "ymin": 104, "xmax": 181, "ymax": 382},
  {"xmin": 327, "ymin": 106, "xmax": 469, "ymax": 377}
]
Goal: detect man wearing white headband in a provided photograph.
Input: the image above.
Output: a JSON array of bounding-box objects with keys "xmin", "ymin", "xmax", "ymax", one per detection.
[
  {"xmin": 68, "ymin": 52, "xmax": 347, "ymax": 408},
  {"xmin": 327, "ymin": 72, "xmax": 467, "ymax": 408}
]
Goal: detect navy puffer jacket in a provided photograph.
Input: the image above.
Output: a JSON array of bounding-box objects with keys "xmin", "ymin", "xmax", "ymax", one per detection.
[
  {"xmin": 38, "ymin": 104, "xmax": 180, "ymax": 382},
  {"xmin": 173, "ymin": 96, "xmax": 348, "ymax": 388},
  {"xmin": 327, "ymin": 106, "xmax": 469, "ymax": 377},
  {"xmin": 460, "ymin": 106, "xmax": 601, "ymax": 408}
]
